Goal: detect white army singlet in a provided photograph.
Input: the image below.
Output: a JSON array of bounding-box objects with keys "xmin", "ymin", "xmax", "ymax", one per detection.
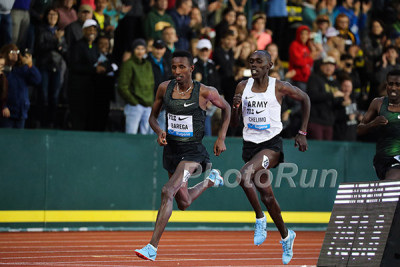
[{"xmin": 242, "ymin": 77, "xmax": 282, "ymax": 144}]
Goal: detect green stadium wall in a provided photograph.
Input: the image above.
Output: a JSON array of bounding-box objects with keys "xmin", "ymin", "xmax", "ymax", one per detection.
[{"xmin": 0, "ymin": 129, "xmax": 376, "ymax": 232}]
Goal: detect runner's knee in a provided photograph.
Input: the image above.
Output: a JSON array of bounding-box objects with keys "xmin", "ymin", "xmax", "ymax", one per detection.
[
  {"xmin": 161, "ymin": 185, "xmax": 175, "ymax": 200},
  {"xmin": 176, "ymin": 200, "xmax": 190, "ymax": 211}
]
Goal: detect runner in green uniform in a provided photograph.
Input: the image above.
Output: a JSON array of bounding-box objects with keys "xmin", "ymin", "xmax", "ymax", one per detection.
[
  {"xmin": 135, "ymin": 50, "xmax": 231, "ymax": 261},
  {"xmin": 358, "ymin": 69, "xmax": 400, "ymax": 180}
]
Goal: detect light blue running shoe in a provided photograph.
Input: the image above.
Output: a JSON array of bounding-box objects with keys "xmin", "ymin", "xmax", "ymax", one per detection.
[
  {"xmin": 254, "ymin": 212, "xmax": 267, "ymax": 245},
  {"xmin": 135, "ymin": 244, "xmax": 157, "ymax": 261},
  {"xmin": 280, "ymin": 229, "xmax": 296, "ymax": 264},
  {"xmin": 206, "ymin": 169, "xmax": 224, "ymax": 187}
]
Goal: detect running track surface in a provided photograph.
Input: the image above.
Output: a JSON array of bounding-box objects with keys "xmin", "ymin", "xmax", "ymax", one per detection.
[{"xmin": 0, "ymin": 231, "xmax": 325, "ymax": 266}]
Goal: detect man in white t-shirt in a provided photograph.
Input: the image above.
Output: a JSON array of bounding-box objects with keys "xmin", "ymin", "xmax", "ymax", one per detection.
[{"xmin": 230, "ymin": 50, "xmax": 310, "ymax": 265}]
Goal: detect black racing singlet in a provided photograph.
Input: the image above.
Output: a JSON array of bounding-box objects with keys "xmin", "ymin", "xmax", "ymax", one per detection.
[
  {"xmin": 377, "ymin": 97, "xmax": 400, "ymax": 157},
  {"xmin": 164, "ymin": 80, "xmax": 206, "ymax": 142}
]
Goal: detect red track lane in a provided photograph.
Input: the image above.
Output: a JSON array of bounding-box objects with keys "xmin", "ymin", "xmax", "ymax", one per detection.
[{"xmin": 0, "ymin": 231, "xmax": 324, "ymax": 266}]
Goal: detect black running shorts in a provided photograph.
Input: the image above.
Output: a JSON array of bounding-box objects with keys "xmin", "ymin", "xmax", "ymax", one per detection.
[
  {"xmin": 242, "ymin": 135, "xmax": 284, "ymax": 167},
  {"xmin": 163, "ymin": 140, "xmax": 211, "ymax": 174},
  {"xmin": 373, "ymin": 154, "xmax": 400, "ymax": 180}
]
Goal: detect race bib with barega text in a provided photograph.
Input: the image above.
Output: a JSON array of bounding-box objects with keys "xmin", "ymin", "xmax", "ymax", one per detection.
[{"xmin": 167, "ymin": 113, "xmax": 194, "ymax": 137}]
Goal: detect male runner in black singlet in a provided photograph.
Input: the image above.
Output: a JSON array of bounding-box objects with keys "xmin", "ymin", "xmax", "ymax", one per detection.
[
  {"xmin": 358, "ymin": 69, "xmax": 400, "ymax": 180},
  {"xmin": 135, "ymin": 50, "xmax": 231, "ymax": 261}
]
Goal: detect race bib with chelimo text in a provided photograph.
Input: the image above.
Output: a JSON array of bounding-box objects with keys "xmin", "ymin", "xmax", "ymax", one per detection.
[
  {"xmin": 243, "ymin": 101, "xmax": 271, "ymax": 130},
  {"xmin": 167, "ymin": 113, "xmax": 193, "ymax": 137}
]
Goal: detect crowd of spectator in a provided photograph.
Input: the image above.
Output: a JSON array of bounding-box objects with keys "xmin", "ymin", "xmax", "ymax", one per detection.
[{"xmin": 0, "ymin": 0, "xmax": 399, "ymax": 142}]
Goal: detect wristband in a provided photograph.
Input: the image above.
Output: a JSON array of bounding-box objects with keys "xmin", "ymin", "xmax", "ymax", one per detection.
[{"xmin": 298, "ymin": 130, "xmax": 307, "ymax": 136}]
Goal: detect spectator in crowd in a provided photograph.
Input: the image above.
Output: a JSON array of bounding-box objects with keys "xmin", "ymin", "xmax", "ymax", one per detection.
[
  {"xmin": 81, "ymin": 0, "xmax": 95, "ymax": 11},
  {"xmin": 333, "ymin": 75, "xmax": 361, "ymax": 141},
  {"xmin": 65, "ymin": 5, "xmax": 93, "ymax": 50},
  {"xmin": 148, "ymin": 38, "xmax": 171, "ymax": 131},
  {"xmin": 288, "ymin": 25, "xmax": 315, "ymax": 91},
  {"xmin": 93, "ymin": 0, "xmax": 114, "ymax": 38},
  {"xmin": 302, "ymin": 0, "xmax": 320, "ymax": 29},
  {"xmin": 143, "ymin": 0, "xmax": 175, "ymax": 40},
  {"xmin": 191, "ymin": 0, "xmax": 217, "ymax": 27},
  {"xmin": 189, "ymin": 6, "xmax": 205, "ymax": 39},
  {"xmin": 0, "ymin": 54, "xmax": 10, "ymax": 120},
  {"xmin": 214, "ymin": 30, "xmax": 236, "ymax": 107},
  {"xmin": 266, "ymin": 43, "xmax": 296, "ymax": 81},
  {"xmin": 323, "ymin": 26, "xmax": 339, "ymax": 52},
  {"xmin": 194, "ymin": 38, "xmax": 219, "ymax": 89},
  {"xmin": 318, "ymin": 0, "xmax": 336, "ymax": 24},
  {"xmin": 214, "ymin": 7, "xmax": 236, "ymax": 48},
  {"xmin": 235, "ymin": 39, "xmax": 256, "ymax": 69},
  {"xmin": 250, "ymin": 12, "xmax": 272, "ymax": 50},
  {"xmin": 307, "ymin": 56, "xmax": 344, "ymax": 140},
  {"xmin": 161, "ymin": 25, "xmax": 178, "ymax": 67},
  {"xmin": 265, "ymin": 0, "xmax": 288, "ymax": 60},
  {"xmin": 347, "ymin": 43, "xmax": 369, "ymax": 107},
  {"xmin": 93, "ymin": 36, "xmax": 117, "ymax": 131},
  {"xmin": 327, "ymin": 47, "xmax": 342, "ymax": 68},
  {"xmin": 168, "ymin": 0, "xmax": 193, "ymax": 51},
  {"xmin": 373, "ymin": 45, "xmax": 400, "ymax": 99},
  {"xmin": 103, "ymin": 0, "xmax": 120, "ymax": 30},
  {"xmin": 332, "ymin": 0, "xmax": 371, "ymax": 45},
  {"xmin": 228, "ymin": 0, "xmax": 247, "ymax": 13},
  {"xmin": 56, "ymin": 0, "xmax": 77, "ymax": 30},
  {"xmin": 336, "ymin": 53, "xmax": 362, "ymax": 100},
  {"xmin": 193, "ymin": 38, "xmax": 219, "ymax": 136},
  {"xmin": 118, "ymin": 38, "xmax": 154, "ymax": 134},
  {"xmin": 334, "ymin": 13, "xmax": 357, "ymax": 50},
  {"xmin": 11, "ymin": 0, "xmax": 31, "ymax": 49},
  {"xmin": 362, "ymin": 19, "xmax": 389, "ymax": 76},
  {"xmin": 0, "ymin": 44, "xmax": 41, "ymax": 128},
  {"xmin": 35, "ymin": 7, "xmax": 67, "ymax": 128},
  {"xmin": 67, "ymin": 19, "xmax": 103, "ymax": 131},
  {"xmin": 112, "ymin": 0, "xmax": 144, "ymax": 66},
  {"xmin": 0, "ymin": 0, "xmax": 14, "ymax": 48},
  {"xmin": 312, "ymin": 14, "xmax": 331, "ymax": 58},
  {"xmin": 29, "ymin": 0, "xmax": 55, "ymax": 52},
  {"xmin": 235, "ymin": 12, "xmax": 249, "ymax": 44}
]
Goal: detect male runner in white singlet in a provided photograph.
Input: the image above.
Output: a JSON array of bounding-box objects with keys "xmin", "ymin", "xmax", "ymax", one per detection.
[{"xmin": 231, "ymin": 50, "xmax": 311, "ymax": 265}]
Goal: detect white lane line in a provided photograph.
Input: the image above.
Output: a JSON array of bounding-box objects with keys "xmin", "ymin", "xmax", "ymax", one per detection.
[
  {"xmin": 0, "ymin": 251, "xmax": 320, "ymax": 260},
  {"xmin": 0, "ymin": 257, "xmax": 318, "ymax": 263},
  {"xmin": 0, "ymin": 244, "xmax": 322, "ymax": 251},
  {"xmin": 0, "ymin": 248, "xmax": 321, "ymax": 254},
  {"xmin": 0, "ymin": 238, "xmax": 249, "ymax": 244}
]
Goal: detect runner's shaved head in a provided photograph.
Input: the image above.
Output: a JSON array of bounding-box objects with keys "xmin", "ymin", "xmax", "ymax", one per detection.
[{"xmin": 253, "ymin": 50, "xmax": 272, "ymax": 63}]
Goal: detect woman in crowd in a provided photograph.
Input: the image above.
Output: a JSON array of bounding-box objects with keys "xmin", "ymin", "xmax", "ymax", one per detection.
[
  {"xmin": 35, "ymin": 7, "xmax": 67, "ymax": 128},
  {"xmin": 0, "ymin": 44, "xmax": 41, "ymax": 128}
]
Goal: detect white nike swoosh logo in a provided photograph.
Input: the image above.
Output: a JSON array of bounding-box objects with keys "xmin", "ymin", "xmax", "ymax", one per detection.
[
  {"xmin": 391, "ymin": 163, "xmax": 400, "ymax": 167},
  {"xmin": 184, "ymin": 103, "xmax": 195, "ymax": 107}
]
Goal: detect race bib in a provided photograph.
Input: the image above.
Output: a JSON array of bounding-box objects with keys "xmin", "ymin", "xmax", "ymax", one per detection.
[
  {"xmin": 243, "ymin": 100, "xmax": 271, "ymax": 130},
  {"xmin": 167, "ymin": 113, "xmax": 193, "ymax": 137},
  {"xmin": 245, "ymin": 110, "xmax": 271, "ymax": 130}
]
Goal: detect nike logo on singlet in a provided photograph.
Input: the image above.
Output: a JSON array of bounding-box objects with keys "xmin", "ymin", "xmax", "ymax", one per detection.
[
  {"xmin": 256, "ymin": 110, "xmax": 265, "ymax": 114},
  {"xmin": 245, "ymin": 96, "xmax": 255, "ymax": 100},
  {"xmin": 184, "ymin": 103, "xmax": 195, "ymax": 107},
  {"xmin": 179, "ymin": 117, "xmax": 189, "ymax": 121}
]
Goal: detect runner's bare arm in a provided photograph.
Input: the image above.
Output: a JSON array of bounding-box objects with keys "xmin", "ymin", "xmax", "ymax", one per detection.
[
  {"xmin": 230, "ymin": 80, "xmax": 246, "ymax": 128},
  {"xmin": 357, "ymin": 97, "xmax": 387, "ymax": 136},
  {"xmin": 278, "ymin": 81, "xmax": 310, "ymax": 152},
  {"xmin": 149, "ymin": 81, "xmax": 169, "ymax": 146},
  {"xmin": 203, "ymin": 85, "xmax": 231, "ymax": 156}
]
